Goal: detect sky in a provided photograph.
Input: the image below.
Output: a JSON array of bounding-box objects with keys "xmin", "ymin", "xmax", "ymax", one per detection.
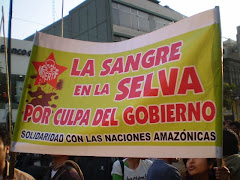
[{"xmin": 0, "ymin": 0, "xmax": 239, "ymax": 41}]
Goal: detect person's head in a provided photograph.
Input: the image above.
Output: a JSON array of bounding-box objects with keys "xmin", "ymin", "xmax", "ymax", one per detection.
[
  {"xmin": 229, "ymin": 121, "xmax": 240, "ymax": 136},
  {"xmin": 51, "ymin": 155, "xmax": 69, "ymax": 164},
  {"xmin": 183, "ymin": 158, "xmax": 216, "ymax": 179},
  {"xmin": 223, "ymin": 119, "xmax": 232, "ymax": 129},
  {"xmin": 0, "ymin": 128, "xmax": 11, "ymax": 176},
  {"xmin": 223, "ymin": 128, "xmax": 239, "ymax": 156}
]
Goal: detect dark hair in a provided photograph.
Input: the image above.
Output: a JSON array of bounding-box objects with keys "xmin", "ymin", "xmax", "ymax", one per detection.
[
  {"xmin": 230, "ymin": 121, "xmax": 240, "ymax": 129},
  {"xmin": 0, "ymin": 127, "xmax": 11, "ymax": 147},
  {"xmin": 182, "ymin": 158, "xmax": 216, "ymax": 180},
  {"xmin": 223, "ymin": 128, "xmax": 239, "ymax": 156}
]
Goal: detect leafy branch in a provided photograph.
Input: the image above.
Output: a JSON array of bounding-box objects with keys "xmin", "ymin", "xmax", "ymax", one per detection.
[{"xmin": 223, "ymin": 82, "xmax": 236, "ymax": 110}]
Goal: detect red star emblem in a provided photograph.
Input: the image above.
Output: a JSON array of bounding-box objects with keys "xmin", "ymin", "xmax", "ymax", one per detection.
[{"xmin": 32, "ymin": 52, "xmax": 67, "ymax": 88}]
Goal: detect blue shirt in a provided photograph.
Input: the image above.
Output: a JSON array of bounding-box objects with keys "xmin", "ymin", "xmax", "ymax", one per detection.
[{"xmin": 147, "ymin": 159, "xmax": 182, "ymax": 180}]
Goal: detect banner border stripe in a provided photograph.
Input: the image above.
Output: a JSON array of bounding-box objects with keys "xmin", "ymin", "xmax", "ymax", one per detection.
[{"xmin": 12, "ymin": 142, "xmax": 222, "ymax": 158}]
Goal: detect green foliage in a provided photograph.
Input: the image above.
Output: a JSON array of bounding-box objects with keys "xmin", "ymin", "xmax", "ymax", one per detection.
[{"xmin": 223, "ymin": 82, "xmax": 236, "ymax": 110}]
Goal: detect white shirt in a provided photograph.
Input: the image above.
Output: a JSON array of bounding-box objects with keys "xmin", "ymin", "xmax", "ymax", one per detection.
[
  {"xmin": 51, "ymin": 170, "xmax": 57, "ymax": 178},
  {"xmin": 111, "ymin": 159, "xmax": 152, "ymax": 180}
]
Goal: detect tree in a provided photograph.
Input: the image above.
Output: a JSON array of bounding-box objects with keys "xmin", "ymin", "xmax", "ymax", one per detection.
[{"xmin": 223, "ymin": 82, "xmax": 236, "ymax": 110}]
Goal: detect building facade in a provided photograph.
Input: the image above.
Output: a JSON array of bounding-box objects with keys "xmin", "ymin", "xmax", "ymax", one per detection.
[
  {"xmin": 26, "ymin": 0, "xmax": 186, "ymax": 42},
  {"xmin": 0, "ymin": 38, "xmax": 33, "ymax": 125},
  {"xmin": 223, "ymin": 26, "xmax": 240, "ymax": 121}
]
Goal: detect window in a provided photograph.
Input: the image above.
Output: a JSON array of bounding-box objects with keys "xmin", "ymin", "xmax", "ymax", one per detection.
[
  {"xmin": 112, "ymin": 2, "xmax": 171, "ymax": 33},
  {"xmin": 0, "ymin": 74, "xmax": 25, "ymax": 109}
]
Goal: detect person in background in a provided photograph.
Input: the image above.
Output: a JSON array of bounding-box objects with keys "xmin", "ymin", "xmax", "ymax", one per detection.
[
  {"xmin": 229, "ymin": 121, "xmax": 240, "ymax": 137},
  {"xmin": 42, "ymin": 155, "xmax": 84, "ymax": 180},
  {"xmin": 147, "ymin": 158, "xmax": 182, "ymax": 180},
  {"xmin": 182, "ymin": 158, "xmax": 230, "ymax": 180},
  {"xmin": 223, "ymin": 119, "xmax": 232, "ymax": 129},
  {"xmin": 111, "ymin": 158, "xmax": 152, "ymax": 180},
  {"xmin": 0, "ymin": 127, "xmax": 35, "ymax": 180},
  {"xmin": 2, "ymin": 99, "xmax": 10, "ymax": 131},
  {"xmin": 223, "ymin": 128, "xmax": 240, "ymax": 180}
]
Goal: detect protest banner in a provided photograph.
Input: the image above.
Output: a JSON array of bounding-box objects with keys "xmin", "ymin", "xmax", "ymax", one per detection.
[{"xmin": 12, "ymin": 7, "xmax": 222, "ymax": 158}]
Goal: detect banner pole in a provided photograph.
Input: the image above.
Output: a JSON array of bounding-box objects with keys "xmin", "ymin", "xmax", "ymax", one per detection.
[
  {"xmin": 2, "ymin": 6, "xmax": 10, "ymax": 133},
  {"xmin": 7, "ymin": 0, "xmax": 13, "ymax": 135},
  {"xmin": 7, "ymin": 0, "xmax": 16, "ymax": 178},
  {"xmin": 215, "ymin": 5, "xmax": 223, "ymax": 167},
  {"xmin": 61, "ymin": 0, "xmax": 64, "ymax": 37}
]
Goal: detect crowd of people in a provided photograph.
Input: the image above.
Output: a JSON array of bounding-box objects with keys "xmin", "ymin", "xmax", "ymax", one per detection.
[{"xmin": 0, "ymin": 120, "xmax": 240, "ymax": 180}]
